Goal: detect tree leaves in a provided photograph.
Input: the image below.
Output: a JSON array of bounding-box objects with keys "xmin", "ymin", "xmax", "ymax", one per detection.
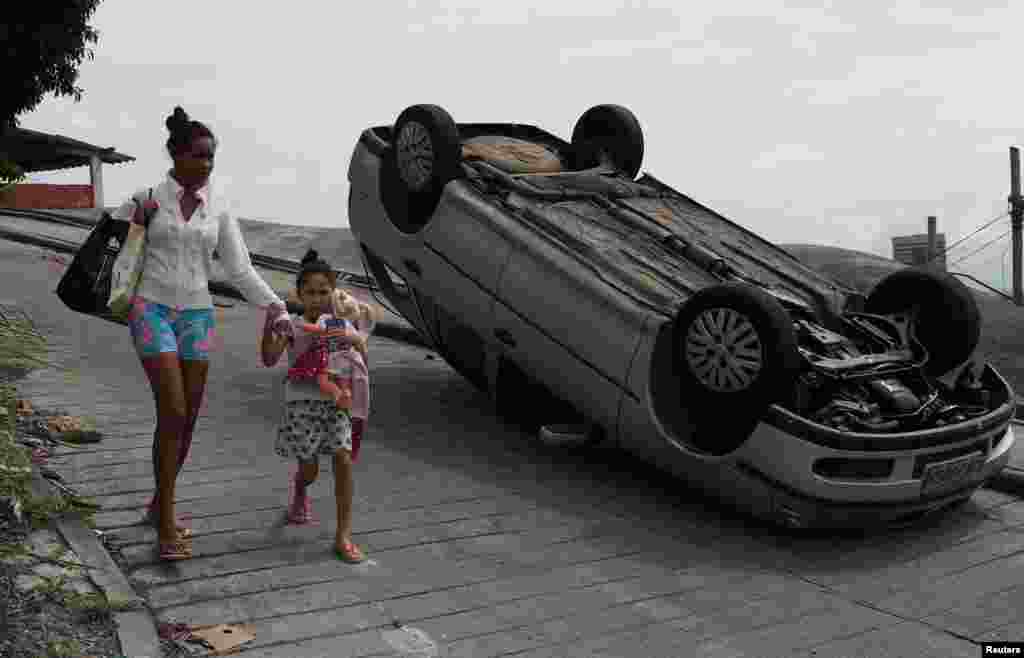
[{"xmin": 1, "ymin": 1, "xmax": 103, "ymax": 128}]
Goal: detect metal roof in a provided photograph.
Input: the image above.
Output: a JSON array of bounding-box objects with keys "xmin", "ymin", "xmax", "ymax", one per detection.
[{"xmin": 0, "ymin": 126, "xmax": 135, "ymax": 173}]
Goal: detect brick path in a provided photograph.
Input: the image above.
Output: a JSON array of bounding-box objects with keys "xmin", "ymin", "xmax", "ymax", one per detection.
[{"xmin": 3, "ymin": 239, "xmax": 1024, "ymax": 657}]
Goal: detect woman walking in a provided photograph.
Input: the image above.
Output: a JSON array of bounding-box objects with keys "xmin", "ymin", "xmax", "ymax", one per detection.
[{"xmin": 118, "ymin": 107, "xmax": 290, "ymax": 561}]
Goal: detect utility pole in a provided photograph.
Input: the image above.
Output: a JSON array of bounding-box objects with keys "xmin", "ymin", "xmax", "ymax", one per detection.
[
  {"xmin": 1011, "ymin": 147, "xmax": 1023, "ymax": 305},
  {"xmin": 927, "ymin": 216, "xmax": 937, "ymax": 269}
]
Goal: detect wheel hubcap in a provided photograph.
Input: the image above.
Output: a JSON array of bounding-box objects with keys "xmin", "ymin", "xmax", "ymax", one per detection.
[
  {"xmin": 396, "ymin": 121, "xmax": 434, "ymax": 191},
  {"xmin": 685, "ymin": 307, "xmax": 763, "ymax": 393}
]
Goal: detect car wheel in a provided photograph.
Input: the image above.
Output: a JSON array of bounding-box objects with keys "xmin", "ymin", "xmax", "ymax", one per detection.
[
  {"xmin": 672, "ymin": 283, "xmax": 802, "ymax": 453},
  {"xmin": 381, "ymin": 104, "xmax": 462, "ymax": 233},
  {"xmin": 570, "ymin": 104, "xmax": 644, "ymax": 178},
  {"xmin": 864, "ymin": 268, "xmax": 980, "ymax": 377}
]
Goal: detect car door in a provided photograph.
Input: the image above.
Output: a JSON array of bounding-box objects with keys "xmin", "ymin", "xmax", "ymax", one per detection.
[
  {"xmin": 493, "ymin": 231, "xmax": 636, "ymax": 435},
  {"xmin": 410, "ymin": 185, "xmax": 512, "ymax": 336},
  {"xmin": 398, "ymin": 185, "xmax": 513, "ymax": 391}
]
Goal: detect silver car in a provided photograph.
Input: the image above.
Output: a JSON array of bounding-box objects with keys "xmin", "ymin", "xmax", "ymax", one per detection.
[{"xmin": 347, "ymin": 103, "xmax": 1017, "ymax": 529}]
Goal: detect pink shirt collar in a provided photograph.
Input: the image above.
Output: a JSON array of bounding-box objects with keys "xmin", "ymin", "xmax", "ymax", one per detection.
[{"xmin": 166, "ymin": 170, "xmax": 211, "ymax": 205}]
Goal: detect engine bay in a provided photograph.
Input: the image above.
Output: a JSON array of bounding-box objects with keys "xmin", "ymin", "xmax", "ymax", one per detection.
[{"xmin": 785, "ymin": 311, "xmax": 993, "ymax": 433}]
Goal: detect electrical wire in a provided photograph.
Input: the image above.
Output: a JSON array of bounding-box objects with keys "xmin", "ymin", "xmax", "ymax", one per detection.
[
  {"xmin": 925, "ymin": 211, "xmax": 1009, "ymax": 265},
  {"xmin": 947, "ymin": 230, "xmax": 1009, "ymax": 269},
  {"xmin": 947, "ymin": 229, "xmax": 1011, "ymax": 269},
  {"xmin": 967, "ymin": 239, "xmax": 1014, "ymax": 269}
]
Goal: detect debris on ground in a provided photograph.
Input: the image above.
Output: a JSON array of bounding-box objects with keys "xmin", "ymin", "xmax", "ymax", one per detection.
[
  {"xmin": 159, "ymin": 621, "xmax": 257, "ymax": 655},
  {"xmin": 15, "ymin": 405, "xmax": 103, "ymax": 447},
  {"xmin": 47, "ymin": 415, "xmax": 81, "ymax": 435},
  {"xmin": 192, "ymin": 623, "xmax": 257, "ymax": 655},
  {"xmin": 16, "ymin": 399, "xmax": 32, "ymax": 416}
]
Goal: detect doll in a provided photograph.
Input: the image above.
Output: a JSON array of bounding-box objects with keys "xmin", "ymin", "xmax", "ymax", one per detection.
[
  {"xmin": 286, "ymin": 315, "xmax": 354, "ymax": 410},
  {"xmin": 330, "ymin": 288, "xmax": 371, "ymax": 364}
]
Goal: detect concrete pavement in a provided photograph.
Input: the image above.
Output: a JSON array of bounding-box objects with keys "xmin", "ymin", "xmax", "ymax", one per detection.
[{"xmin": 4, "ymin": 238, "xmax": 1024, "ymax": 657}]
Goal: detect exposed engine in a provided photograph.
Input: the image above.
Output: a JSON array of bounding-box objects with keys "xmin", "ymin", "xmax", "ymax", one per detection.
[{"xmin": 784, "ymin": 311, "xmax": 992, "ymax": 432}]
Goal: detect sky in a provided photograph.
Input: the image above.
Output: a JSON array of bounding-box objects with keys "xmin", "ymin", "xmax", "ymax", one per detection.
[{"xmin": 20, "ymin": 0, "xmax": 1024, "ymax": 291}]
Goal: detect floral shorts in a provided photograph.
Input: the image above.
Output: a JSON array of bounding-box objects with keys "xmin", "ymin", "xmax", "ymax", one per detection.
[
  {"xmin": 275, "ymin": 400, "xmax": 353, "ymax": 463},
  {"xmin": 127, "ymin": 297, "xmax": 216, "ymax": 361}
]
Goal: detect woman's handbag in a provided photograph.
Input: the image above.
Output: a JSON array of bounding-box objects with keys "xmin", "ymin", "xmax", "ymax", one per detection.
[
  {"xmin": 107, "ymin": 190, "xmax": 154, "ymax": 321},
  {"xmin": 56, "ymin": 189, "xmax": 153, "ymax": 324}
]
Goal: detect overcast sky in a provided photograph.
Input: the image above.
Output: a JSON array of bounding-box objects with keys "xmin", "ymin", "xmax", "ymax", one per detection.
[{"xmin": 21, "ymin": 0, "xmax": 1023, "ymax": 290}]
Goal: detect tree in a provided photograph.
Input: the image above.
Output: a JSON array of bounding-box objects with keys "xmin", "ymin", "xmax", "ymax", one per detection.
[
  {"xmin": 0, "ymin": 159, "xmax": 26, "ymax": 192},
  {"xmin": 1, "ymin": 1, "xmax": 103, "ymax": 129}
]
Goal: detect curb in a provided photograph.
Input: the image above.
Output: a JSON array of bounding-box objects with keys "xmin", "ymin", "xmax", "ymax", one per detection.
[
  {"xmin": 28, "ymin": 456, "xmax": 162, "ymax": 658},
  {"xmin": 31, "ymin": 458, "xmax": 162, "ymax": 658},
  {"xmin": 57, "ymin": 506, "xmax": 162, "ymax": 658},
  {"xmin": 985, "ymin": 418, "xmax": 1024, "ymax": 498}
]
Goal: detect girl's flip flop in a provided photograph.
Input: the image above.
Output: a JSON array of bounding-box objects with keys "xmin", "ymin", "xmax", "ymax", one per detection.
[{"xmin": 335, "ymin": 541, "xmax": 365, "ymax": 564}]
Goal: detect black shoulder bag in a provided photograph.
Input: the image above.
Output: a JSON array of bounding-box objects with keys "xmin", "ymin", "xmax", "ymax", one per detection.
[{"xmin": 56, "ymin": 189, "xmax": 154, "ymax": 324}]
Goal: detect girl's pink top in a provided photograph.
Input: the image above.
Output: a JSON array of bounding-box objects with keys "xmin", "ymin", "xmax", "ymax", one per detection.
[{"xmin": 284, "ymin": 314, "xmax": 370, "ymax": 419}]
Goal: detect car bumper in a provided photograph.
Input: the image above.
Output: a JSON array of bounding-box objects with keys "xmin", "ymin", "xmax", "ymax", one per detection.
[{"xmin": 726, "ymin": 421, "xmax": 1014, "ymax": 529}]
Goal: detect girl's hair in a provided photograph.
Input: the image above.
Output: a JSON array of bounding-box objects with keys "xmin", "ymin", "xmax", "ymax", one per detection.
[
  {"xmin": 297, "ymin": 249, "xmax": 337, "ymax": 290},
  {"xmin": 165, "ymin": 106, "xmax": 216, "ymax": 156}
]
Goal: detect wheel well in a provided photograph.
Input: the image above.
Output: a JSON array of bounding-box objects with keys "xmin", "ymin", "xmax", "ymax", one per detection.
[{"xmin": 494, "ymin": 356, "xmax": 586, "ymax": 433}]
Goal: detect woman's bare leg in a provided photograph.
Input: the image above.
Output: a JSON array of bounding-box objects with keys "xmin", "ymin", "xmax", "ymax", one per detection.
[
  {"xmin": 179, "ymin": 358, "xmax": 210, "ymax": 474},
  {"xmin": 150, "ymin": 359, "xmax": 208, "ymax": 523},
  {"xmin": 141, "ymin": 354, "xmax": 188, "ymax": 544}
]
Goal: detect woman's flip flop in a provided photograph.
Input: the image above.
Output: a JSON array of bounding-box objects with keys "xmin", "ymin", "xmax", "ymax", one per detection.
[
  {"xmin": 143, "ymin": 506, "xmax": 193, "ymax": 538},
  {"xmin": 158, "ymin": 539, "xmax": 193, "ymax": 561}
]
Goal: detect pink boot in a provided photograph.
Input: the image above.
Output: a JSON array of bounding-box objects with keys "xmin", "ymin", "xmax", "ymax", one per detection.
[{"xmin": 287, "ymin": 467, "xmax": 315, "ymax": 525}]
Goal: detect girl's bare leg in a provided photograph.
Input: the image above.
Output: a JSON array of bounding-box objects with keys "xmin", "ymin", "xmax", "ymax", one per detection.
[
  {"xmin": 333, "ymin": 450, "xmax": 354, "ymax": 547},
  {"xmin": 298, "ymin": 459, "xmax": 319, "ymax": 488}
]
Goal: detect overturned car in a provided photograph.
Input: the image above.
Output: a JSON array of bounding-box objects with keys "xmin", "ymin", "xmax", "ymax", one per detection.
[{"xmin": 347, "ymin": 103, "xmax": 1017, "ymax": 528}]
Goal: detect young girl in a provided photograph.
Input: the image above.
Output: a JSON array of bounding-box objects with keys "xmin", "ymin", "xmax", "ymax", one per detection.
[{"xmin": 261, "ymin": 249, "xmax": 370, "ymax": 563}]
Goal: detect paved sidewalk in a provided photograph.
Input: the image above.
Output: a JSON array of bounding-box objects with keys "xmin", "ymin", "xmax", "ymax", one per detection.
[{"xmin": 5, "ymin": 238, "xmax": 1024, "ymax": 657}]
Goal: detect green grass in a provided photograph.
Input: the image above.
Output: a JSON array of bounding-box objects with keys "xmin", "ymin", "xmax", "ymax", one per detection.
[
  {"xmin": 0, "ymin": 318, "xmax": 93, "ymax": 528},
  {"xmin": 781, "ymin": 243, "xmax": 1024, "ymax": 395}
]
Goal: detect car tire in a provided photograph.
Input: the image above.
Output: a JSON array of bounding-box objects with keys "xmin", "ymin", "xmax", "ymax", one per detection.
[
  {"xmin": 672, "ymin": 283, "xmax": 802, "ymax": 453},
  {"xmin": 571, "ymin": 104, "xmax": 644, "ymax": 178},
  {"xmin": 381, "ymin": 104, "xmax": 462, "ymax": 233},
  {"xmin": 864, "ymin": 268, "xmax": 980, "ymax": 377}
]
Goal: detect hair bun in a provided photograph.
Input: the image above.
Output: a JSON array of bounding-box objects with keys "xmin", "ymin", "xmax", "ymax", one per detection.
[
  {"xmin": 301, "ymin": 249, "xmax": 319, "ymax": 266},
  {"xmin": 165, "ymin": 106, "xmax": 190, "ymax": 132}
]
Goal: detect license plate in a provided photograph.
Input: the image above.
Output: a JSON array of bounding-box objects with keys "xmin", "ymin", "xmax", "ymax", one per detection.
[{"xmin": 921, "ymin": 452, "xmax": 985, "ymax": 497}]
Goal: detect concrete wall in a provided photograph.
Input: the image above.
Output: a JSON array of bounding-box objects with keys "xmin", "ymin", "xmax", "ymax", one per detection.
[{"xmin": 0, "ymin": 184, "xmax": 95, "ymax": 210}]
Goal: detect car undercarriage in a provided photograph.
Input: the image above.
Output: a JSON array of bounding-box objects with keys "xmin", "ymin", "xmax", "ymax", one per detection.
[{"xmin": 782, "ymin": 303, "xmax": 994, "ymax": 433}]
